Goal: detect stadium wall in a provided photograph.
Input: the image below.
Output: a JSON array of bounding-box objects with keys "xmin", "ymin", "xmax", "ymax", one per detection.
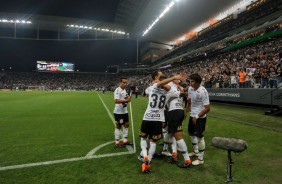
[{"xmin": 207, "ymin": 89, "xmax": 282, "ymax": 106}]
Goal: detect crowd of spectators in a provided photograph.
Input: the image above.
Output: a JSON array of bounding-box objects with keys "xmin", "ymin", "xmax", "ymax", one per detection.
[
  {"xmin": 0, "ymin": 72, "xmax": 118, "ymax": 91},
  {"xmin": 152, "ymin": 0, "xmax": 281, "ymax": 66},
  {"xmin": 130, "ymin": 37, "xmax": 282, "ymax": 90},
  {"xmin": 0, "ymin": 37, "xmax": 281, "ymax": 92}
]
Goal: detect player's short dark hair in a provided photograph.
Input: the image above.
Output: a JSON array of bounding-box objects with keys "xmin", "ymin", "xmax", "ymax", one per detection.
[
  {"xmin": 151, "ymin": 71, "xmax": 160, "ymax": 80},
  {"xmin": 189, "ymin": 73, "xmax": 202, "ymax": 84},
  {"xmin": 120, "ymin": 77, "xmax": 127, "ymax": 82}
]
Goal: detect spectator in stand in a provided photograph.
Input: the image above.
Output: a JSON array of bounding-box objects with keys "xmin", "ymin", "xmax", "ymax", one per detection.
[
  {"xmin": 223, "ymin": 74, "xmax": 230, "ymax": 88},
  {"xmin": 269, "ymin": 70, "xmax": 278, "ymax": 88},
  {"xmin": 261, "ymin": 71, "xmax": 269, "ymax": 88},
  {"xmin": 253, "ymin": 69, "xmax": 262, "ymax": 88},
  {"xmin": 230, "ymin": 71, "xmax": 238, "ymax": 88},
  {"xmin": 245, "ymin": 69, "xmax": 253, "ymax": 88},
  {"xmin": 238, "ymin": 68, "xmax": 246, "ymax": 88}
]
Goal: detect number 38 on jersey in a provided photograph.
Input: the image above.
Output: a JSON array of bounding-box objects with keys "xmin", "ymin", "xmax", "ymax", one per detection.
[{"xmin": 150, "ymin": 94, "xmax": 166, "ymax": 109}]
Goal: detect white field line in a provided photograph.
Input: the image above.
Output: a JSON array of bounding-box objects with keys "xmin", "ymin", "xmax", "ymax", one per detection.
[
  {"xmin": 0, "ymin": 93, "xmax": 134, "ymax": 171},
  {"xmin": 96, "ymin": 92, "xmax": 115, "ymax": 125},
  {"xmin": 0, "ymin": 150, "xmax": 133, "ymax": 171},
  {"xmin": 129, "ymin": 95, "xmax": 136, "ymax": 153},
  {"xmin": 85, "ymin": 141, "xmax": 115, "ymax": 157}
]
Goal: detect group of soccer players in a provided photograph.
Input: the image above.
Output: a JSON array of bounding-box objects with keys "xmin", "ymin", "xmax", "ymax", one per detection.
[{"xmin": 113, "ymin": 71, "xmax": 210, "ymax": 173}]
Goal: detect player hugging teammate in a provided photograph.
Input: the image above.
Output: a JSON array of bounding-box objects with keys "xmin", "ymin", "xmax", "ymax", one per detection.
[{"xmin": 138, "ymin": 71, "xmax": 188, "ymax": 173}]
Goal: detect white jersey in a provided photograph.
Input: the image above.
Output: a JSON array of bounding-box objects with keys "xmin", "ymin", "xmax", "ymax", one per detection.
[
  {"xmin": 145, "ymin": 85, "xmax": 153, "ymax": 95},
  {"xmin": 188, "ymin": 86, "xmax": 210, "ymax": 118},
  {"xmin": 143, "ymin": 83, "xmax": 180, "ymax": 122},
  {"xmin": 167, "ymin": 82, "xmax": 184, "ymax": 111},
  {"xmin": 113, "ymin": 87, "xmax": 128, "ymax": 114}
]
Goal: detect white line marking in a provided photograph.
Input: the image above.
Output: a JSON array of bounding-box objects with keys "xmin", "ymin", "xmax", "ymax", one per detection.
[
  {"xmin": 86, "ymin": 141, "xmax": 115, "ymax": 157},
  {"xmin": 85, "ymin": 141, "xmax": 133, "ymax": 157},
  {"xmin": 0, "ymin": 151, "xmax": 134, "ymax": 171},
  {"xmin": 126, "ymin": 145, "xmax": 134, "ymax": 152},
  {"xmin": 97, "ymin": 92, "xmax": 115, "ymax": 125},
  {"xmin": 129, "ymin": 94, "xmax": 137, "ymax": 153},
  {"xmin": 0, "ymin": 92, "xmax": 136, "ymax": 171}
]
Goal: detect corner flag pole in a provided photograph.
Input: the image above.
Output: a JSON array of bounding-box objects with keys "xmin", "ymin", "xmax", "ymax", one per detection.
[{"xmin": 129, "ymin": 91, "xmax": 136, "ymax": 153}]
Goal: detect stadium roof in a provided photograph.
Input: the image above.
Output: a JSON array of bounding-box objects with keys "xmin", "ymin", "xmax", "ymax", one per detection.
[{"xmin": 0, "ymin": 0, "xmax": 241, "ymax": 43}]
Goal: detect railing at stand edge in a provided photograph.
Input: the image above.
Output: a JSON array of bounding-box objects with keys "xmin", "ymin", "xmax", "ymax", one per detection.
[{"xmin": 260, "ymin": 85, "xmax": 282, "ymax": 109}]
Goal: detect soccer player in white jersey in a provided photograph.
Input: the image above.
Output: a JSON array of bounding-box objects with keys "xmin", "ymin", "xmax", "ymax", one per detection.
[
  {"xmin": 185, "ymin": 73, "xmax": 210, "ymax": 166},
  {"xmin": 139, "ymin": 71, "xmax": 186, "ymax": 173},
  {"xmin": 113, "ymin": 77, "xmax": 131, "ymax": 147},
  {"xmin": 167, "ymin": 79, "xmax": 192, "ymax": 168}
]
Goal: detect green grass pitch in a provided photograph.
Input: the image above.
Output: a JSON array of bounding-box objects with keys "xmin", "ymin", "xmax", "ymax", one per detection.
[{"xmin": 0, "ymin": 91, "xmax": 281, "ymax": 184}]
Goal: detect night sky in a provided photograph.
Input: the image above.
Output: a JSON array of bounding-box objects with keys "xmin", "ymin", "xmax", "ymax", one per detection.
[
  {"xmin": 0, "ymin": 38, "xmax": 137, "ymax": 72},
  {"xmin": 0, "ymin": 0, "xmax": 119, "ymax": 22}
]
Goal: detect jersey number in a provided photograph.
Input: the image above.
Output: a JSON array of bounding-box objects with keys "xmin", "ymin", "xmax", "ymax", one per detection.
[{"xmin": 150, "ymin": 94, "xmax": 166, "ymax": 108}]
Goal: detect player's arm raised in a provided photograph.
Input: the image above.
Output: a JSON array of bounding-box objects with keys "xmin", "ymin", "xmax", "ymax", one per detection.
[{"xmin": 156, "ymin": 74, "xmax": 187, "ymax": 88}]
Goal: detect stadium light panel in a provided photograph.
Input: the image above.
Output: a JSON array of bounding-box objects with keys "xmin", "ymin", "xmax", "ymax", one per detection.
[
  {"xmin": 172, "ymin": 0, "xmax": 257, "ymax": 45},
  {"xmin": 142, "ymin": 0, "xmax": 177, "ymax": 36},
  {"xmin": 66, "ymin": 24, "xmax": 126, "ymax": 35},
  {"xmin": 0, "ymin": 19, "xmax": 32, "ymax": 24}
]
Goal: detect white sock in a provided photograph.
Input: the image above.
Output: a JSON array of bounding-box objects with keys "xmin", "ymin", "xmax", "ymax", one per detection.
[
  {"xmin": 171, "ymin": 136, "xmax": 177, "ymax": 153},
  {"xmin": 140, "ymin": 138, "xmax": 148, "ymax": 157},
  {"xmin": 162, "ymin": 127, "xmax": 168, "ymax": 140},
  {"xmin": 190, "ymin": 136, "xmax": 199, "ymax": 153},
  {"xmin": 123, "ymin": 127, "xmax": 128, "ymax": 142},
  {"xmin": 198, "ymin": 137, "xmax": 205, "ymax": 160},
  {"xmin": 115, "ymin": 128, "xmax": 120, "ymax": 142},
  {"xmin": 177, "ymin": 139, "xmax": 190, "ymax": 161},
  {"xmin": 163, "ymin": 130, "xmax": 170, "ymax": 151},
  {"xmin": 148, "ymin": 141, "xmax": 156, "ymax": 162},
  {"xmin": 198, "ymin": 151, "xmax": 204, "ymax": 160},
  {"xmin": 163, "ymin": 142, "xmax": 168, "ymax": 151}
]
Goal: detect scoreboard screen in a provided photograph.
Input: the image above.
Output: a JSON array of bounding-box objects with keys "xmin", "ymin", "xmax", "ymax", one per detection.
[{"xmin": 37, "ymin": 61, "xmax": 74, "ymax": 72}]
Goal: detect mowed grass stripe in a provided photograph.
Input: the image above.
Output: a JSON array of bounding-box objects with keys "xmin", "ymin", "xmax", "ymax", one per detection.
[
  {"xmin": 0, "ymin": 91, "xmax": 115, "ymax": 166},
  {"xmin": 0, "ymin": 92, "xmax": 281, "ymax": 184}
]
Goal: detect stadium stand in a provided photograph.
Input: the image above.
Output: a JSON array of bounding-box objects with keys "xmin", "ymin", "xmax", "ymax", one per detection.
[{"xmin": 0, "ymin": 0, "xmax": 281, "ymax": 93}]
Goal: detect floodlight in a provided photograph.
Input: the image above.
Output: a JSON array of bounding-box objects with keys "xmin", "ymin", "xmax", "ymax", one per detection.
[{"xmin": 142, "ymin": 0, "xmax": 177, "ymax": 36}]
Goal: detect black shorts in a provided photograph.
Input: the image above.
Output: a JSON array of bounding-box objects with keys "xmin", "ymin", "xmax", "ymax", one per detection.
[
  {"xmin": 139, "ymin": 120, "xmax": 162, "ymax": 141},
  {"xmin": 167, "ymin": 109, "xmax": 185, "ymax": 134},
  {"xmin": 114, "ymin": 113, "xmax": 129, "ymax": 124},
  {"xmin": 188, "ymin": 116, "xmax": 206, "ymax": 138},
  {"xmin": 164, "ymin": 110, "xmax": 168, "ymax": 123}
]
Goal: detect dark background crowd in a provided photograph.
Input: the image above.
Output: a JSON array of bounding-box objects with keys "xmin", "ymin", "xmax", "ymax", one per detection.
[{"xmin": 0, "ymin": 37, "xmax": 281, "ymax": 92}]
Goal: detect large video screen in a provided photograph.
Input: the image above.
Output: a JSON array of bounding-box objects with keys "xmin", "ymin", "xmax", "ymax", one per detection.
[{"xmin": 37, "ymin": 61, "xmax": 75, "ymax": 72}]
